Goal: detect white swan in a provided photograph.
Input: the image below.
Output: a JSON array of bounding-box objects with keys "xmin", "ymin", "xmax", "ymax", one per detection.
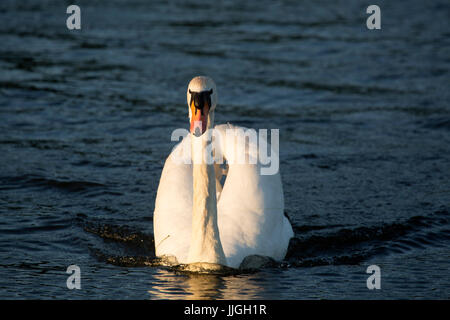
[{"xmin": 153, "ymin": 76, "xmax": 293, "ymax": 269}]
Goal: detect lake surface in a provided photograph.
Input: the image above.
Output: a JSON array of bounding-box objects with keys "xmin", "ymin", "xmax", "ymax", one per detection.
[{"xmin": 0, "ymin": 0, "xmax": 449, "ymax": 299}]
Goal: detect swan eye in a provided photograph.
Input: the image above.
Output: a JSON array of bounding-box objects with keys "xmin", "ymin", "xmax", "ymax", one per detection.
[{"xmin": 205, "ymin": 89, "xmax": 212, "ymax": 108}]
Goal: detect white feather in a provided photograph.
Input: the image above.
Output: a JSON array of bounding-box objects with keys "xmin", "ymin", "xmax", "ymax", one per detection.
[{"xmin": 153, "ymin": 123, "xmax": 293, "ymax": 268}]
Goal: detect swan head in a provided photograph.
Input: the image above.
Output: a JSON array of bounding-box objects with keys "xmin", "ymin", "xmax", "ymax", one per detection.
[{"xmin": 187, "ymin": 76, "xmax": 217, "ymax": 137}]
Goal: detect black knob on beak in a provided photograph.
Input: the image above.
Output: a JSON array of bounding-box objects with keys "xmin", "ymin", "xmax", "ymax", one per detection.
[{"xmin": 189, "ymin": 89, "xmax": 213, "ymax": 116}]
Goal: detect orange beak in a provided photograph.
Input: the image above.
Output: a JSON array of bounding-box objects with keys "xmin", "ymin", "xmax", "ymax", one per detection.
[{"xmin": 190, "ymin": 100, "xmax": 209, "ymax": 137}]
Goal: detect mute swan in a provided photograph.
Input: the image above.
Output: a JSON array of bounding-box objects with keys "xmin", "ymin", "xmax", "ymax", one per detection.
[{"xmin": 153, "ymin": 76, "xmax": 293, "ymax": 269}]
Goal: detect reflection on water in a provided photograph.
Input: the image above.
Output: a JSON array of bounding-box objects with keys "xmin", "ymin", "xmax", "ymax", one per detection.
[{"xmin": 148, "ymin": 269, "xmax": 265, "ymax": 300}]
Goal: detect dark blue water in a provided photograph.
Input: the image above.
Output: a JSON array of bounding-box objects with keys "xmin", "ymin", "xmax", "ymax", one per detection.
[{"xmin": 0, "ymin": 0, "xmax": 449, "ymax": 299}]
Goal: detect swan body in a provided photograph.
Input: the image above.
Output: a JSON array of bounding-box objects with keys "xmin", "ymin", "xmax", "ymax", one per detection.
[{"xmin": 153, "ymin": 76, "xmax": 293, "ymax": 269}]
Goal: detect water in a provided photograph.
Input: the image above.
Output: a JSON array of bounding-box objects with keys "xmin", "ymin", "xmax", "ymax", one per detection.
[{"xmin": 0, "ymin": 0, "xmax": 449, "ymax": 299}]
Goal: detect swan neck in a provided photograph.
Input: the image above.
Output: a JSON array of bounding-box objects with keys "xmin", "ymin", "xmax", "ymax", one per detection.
[{"xmin": 188, "ymin": 115, "xmax": 227, "ymax": 266}]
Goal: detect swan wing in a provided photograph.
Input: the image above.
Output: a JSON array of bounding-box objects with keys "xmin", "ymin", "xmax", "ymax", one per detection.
[
  {"xmin": 153, "ymin": 133, "xmax": 192, "ymax": 263},
  {"xmin": 214, "ymin": 124, "xmax": 294, "ymax": 268}
]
